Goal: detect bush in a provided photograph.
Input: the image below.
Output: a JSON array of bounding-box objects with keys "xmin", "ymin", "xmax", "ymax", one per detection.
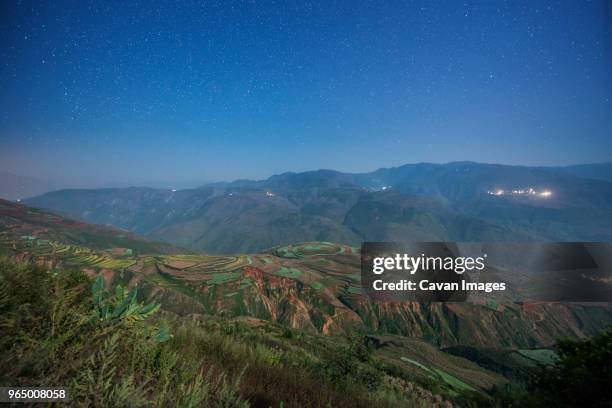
[
  {"xmin": 0, "ymin": 258, "xmax": 248, "ymax": 407},
  {"xmin": 0, "ymin": 258, "xmax": 446, "ymax": 407},
  {"xmin": 531, "ymin": 330, "xmax": 612, "ymax": 408},
  {"xmin": 491, "ymin": 329, "xmax": 612, "ymax": 408}
]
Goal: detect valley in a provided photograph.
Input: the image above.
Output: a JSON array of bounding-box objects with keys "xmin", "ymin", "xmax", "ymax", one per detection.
[
  {"xmin": 21, "ymin": 162, "xmax": 612, "ymax": 254},
  {"xmin": 2, "ymin": 198, "xmax": 610, "ymax": 348},
  {"xmin": 3, "ymin": 163, "xmax": 612, "ymax": 405},
  {"xmin": 1, "ymin": 190, "xmax": 611, "ymax": 406}
]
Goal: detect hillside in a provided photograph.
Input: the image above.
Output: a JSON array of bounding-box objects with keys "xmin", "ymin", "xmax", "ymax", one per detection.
[
  {"xmin": 557, "ymin": 163, "xmax": 612, "ymax": 183},
  {"xmin": 2, "ymin": 201, "xmax": 609, "ymax": 349},
  {"xmin": 2, "ymin": 201, "xmax": 611, "ymax": 405},
  {"xmin": 0, "ymin": 258, "xmax": 500, "ymax": 407},
  {"xmin": 23, "ymin": 162, "xmax": 612, "ymax": 253},
  {"xmin": 0, "ymin": 199, "xmax": 182, "ymax": 255}
]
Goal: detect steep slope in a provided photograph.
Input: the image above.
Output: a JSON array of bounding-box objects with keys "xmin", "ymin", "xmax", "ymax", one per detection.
[
  {"xmin": 148, "ymin": 191, "xmax": 360, "ymax": 253},
  {"xmin": 344, "ymin": 191, "xmax": 535, "ymax": 241},
  {"xmin": 0, "ymin": 198, "xmax": 182, "ymax": 255},
  {"xmin": 21, "ymin": 186, "xmax": 218, "ymax": 234}
]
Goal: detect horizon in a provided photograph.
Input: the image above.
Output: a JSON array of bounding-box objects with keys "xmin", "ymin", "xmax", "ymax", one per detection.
[{"xmin": 3, "ymin": 159, "xmax": 611, "ymax": 196}]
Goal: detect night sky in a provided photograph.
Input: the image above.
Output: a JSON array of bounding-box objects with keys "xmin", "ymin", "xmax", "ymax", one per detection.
[{"xmin": 1, "ymin": 0, "xmax": 610, "ymax": 186}]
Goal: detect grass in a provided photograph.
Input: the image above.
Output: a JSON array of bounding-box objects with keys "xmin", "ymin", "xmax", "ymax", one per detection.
[
  {"xmin": 400, "ymin": 357, "xmax": 477, "ymax": 394},
  {"xmin": 432, "ymin": 368, "xmax": 477, "ymax": 393},
  {"xmin": 0, "ymin": 258, "xmax": 248, "ymax": 407},
  {"xmin": 516, "ymin": 349, "xmax": 557, "ymax": 366},
  {"xmin": 0, "ymin": 257, "xmax": 446, "ymax": 407},
  {"xmin": 400, "ymin": 357, "xmax": 436, "ymax": 377}
]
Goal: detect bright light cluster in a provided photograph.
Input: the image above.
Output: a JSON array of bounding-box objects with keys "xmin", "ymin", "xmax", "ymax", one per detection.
[{"xmin": 487, "ymin": 188, "xmax": 553, "ymax": 197}]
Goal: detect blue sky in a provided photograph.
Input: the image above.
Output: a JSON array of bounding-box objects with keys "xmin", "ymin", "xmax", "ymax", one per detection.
[{"xmin": 1, "ymin": 0, "xmax": 610, "ymax": 186}]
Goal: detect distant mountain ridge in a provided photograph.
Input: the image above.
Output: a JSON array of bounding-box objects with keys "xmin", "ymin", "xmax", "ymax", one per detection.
[
  {"xmin": 554, "ymin": 162, "xmax": 612, "ymax": 183},
  {"xmin": 23, "ymin": 162, "xmax": 612, "ymax": 253},
  {"xmin": 0, "ymin": 171, "xmax": 213, "ymax": 201}
]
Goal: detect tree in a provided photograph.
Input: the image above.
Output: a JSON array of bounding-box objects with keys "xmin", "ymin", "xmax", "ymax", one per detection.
[{"xmin": 532, "ymin": 329, "xmax": 612, "ymax": 408}]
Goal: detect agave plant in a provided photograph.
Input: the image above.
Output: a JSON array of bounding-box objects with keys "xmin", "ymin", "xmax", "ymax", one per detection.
[{"xmin": 90, "ymin": 275, "xmax": 170, "ymax": 342}]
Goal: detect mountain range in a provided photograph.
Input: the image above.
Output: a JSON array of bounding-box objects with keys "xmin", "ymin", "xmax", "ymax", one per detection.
[{"xmin": 21, "ymin": 162, "xmax": 612, "ymax": 254}]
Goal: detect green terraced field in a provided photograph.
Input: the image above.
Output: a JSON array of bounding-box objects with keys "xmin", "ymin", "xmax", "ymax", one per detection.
[
  {"xmin": 274, "ymin": 266, "xmax": 302, "ymax": 279},
  {"xmin": 309, "ymin": 281, "xmax": 324, "ymax": 290},
  {"xmin": 97, "ymin": 258, "xmax": 136, "ymax": 269},
  {"xmin": 238, "ymin": 278, "xmax": 253, "ymax": 289},
  {"xmin": 517, "ymin": 349, "xmax": 557, "ymax": 366},
  {"xmin": 400, "ymin": 356, "xmax": 477, "ymax": 394},
  {"xmin": 207, "ymin": 272, "xmax": 243, "ymax": 285},
  {"xmin": 346, "ymin": 285, "xmax": 363, "ymax": 294},
  {"xmin": 273, "ymin": 242, "xmax": 358, "ymax": 259},
  {"xmin": 432, "ymin": 368, "xmax": 477, "ymax": 393},
  {"xmin": 400, "ymin": 357, "xmax": 436, "ymax": 377}
]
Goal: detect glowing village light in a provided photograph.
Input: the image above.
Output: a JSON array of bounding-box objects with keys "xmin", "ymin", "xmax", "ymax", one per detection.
[
  {"xmin": 488, "ymin": 187, "xmax": 554, "ymax": 198},
  {"xmin": 486, "ymin": 189, "xmax": 505, "ymax": 195}
]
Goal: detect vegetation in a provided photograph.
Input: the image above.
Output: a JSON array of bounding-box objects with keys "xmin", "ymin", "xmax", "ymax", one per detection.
[
  {"xmin": 0, "ymin": 258, "xmax": 247, "ymax": 407},
  {"xmin": 0, "ymin": 258, "xmax": 460, "ymax": 407},
  {"xmin": 491, "ymin": 329, "xmax": 612, "ymax": 407},
  {"xmin": 528, "ymin": 330, "xmax": 612, "ymax": 407},
  {"xmin": 1, "ymin": 197, "xmax": 610, "ymax": 406}
]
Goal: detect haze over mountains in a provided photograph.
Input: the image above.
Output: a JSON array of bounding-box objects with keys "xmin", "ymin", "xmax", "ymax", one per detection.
[
  {"xmin": 0, "ymin": 171, "xmax": 213, "ymax": 201},
  {"xmin": 0, "ymin": 172, "xmax": 61, "ymax": 201},
  {"xmin": 22, "ymin": 162, "xmax": 612, "ymax": 254}
]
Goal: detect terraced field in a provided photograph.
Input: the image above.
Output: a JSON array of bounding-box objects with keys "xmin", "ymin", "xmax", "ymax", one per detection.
[
  {"xmin": 0, "ymin": 235, "xmax": 136, "ymax": 269},
  {"xmin": 2, "ymin": 198, "xmax": 611, "ymax": 354},
  {"xmin": 4, "ymin": 198, "xmax": 612, "ymax": 401},
  {"xmin": 0, "ymin": 198, "xmax": 180, "ymax": 254},
  {"xmin": 141, "ymin": 242, "xmax": 364, "ymax": 306},
  {"xmin": 1, "ymin": 215, "xmax": 367, "ymax": 331}
]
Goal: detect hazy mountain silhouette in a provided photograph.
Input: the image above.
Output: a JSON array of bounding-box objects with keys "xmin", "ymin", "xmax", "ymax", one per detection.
[{"xmin": 24, "ymin": 162, "xmax": 612, "ymax": 253}]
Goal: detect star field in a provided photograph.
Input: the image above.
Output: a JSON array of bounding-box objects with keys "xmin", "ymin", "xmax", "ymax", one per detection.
[{"xmin": 0, "ymin": 0, "xmax": 610, "ymax": 186}]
